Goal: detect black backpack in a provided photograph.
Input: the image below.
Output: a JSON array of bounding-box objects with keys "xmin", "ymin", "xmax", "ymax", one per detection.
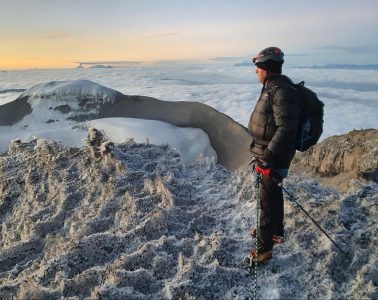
[{"xmin": 295, "ymin": 81, "xmax": 324, "ymax": 151}]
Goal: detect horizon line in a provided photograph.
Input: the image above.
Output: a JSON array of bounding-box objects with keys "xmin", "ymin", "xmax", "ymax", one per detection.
[{"xmin": 2, "ymin": 61, "xmax": 378, "ymax": 71}]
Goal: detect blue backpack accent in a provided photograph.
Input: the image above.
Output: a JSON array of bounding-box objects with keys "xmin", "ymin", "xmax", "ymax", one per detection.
[{"xmin": 295, "ymin": 81, "xmax": 324, "ymax": 151}]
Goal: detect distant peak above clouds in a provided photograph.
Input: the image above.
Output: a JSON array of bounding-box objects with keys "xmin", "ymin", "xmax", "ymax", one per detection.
[
  {"xmin": 74, "ymin": 61, "xmax": 143, "ymax": 68},
  {"xmin": 21, "ymin": 80, "xmax": 116, "ymax": 104},
  {"xmin": 314, "ymin": 44, "xmax": 378, "ymax": 54},
  {"xmin": 304, "ymin": 64, "xmax": 378, "ymax": 70}
]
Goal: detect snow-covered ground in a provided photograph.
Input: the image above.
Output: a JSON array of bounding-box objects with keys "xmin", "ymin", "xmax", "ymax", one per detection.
[{"xmin": 0, "ymin": 133, "xmax": 376, "ymax": 299}]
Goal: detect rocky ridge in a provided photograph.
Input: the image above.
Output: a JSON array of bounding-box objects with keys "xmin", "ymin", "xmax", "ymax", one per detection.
[{"xmin": 291, "ymin": 129, "xmax": 378, "ymax": 191}]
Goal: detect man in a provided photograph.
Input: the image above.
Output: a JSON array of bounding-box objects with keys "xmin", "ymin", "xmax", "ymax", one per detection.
[{"xmin": 248, "ymin": 47, "xmax": 300, "ymax": 263}]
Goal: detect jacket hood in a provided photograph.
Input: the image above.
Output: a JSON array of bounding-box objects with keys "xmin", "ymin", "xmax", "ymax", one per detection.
[{"xmin": 265, "ymin": 74, "xmax": 294, "ymax": 89}]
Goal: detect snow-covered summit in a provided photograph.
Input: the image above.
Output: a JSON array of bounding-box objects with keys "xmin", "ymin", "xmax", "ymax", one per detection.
[
  {"xmin": 15, "ymin": 80, "xmax": 118, "ymax": 126},
  {"xmin": 21, "ymin": 79, "xmax": 116, "ymax": 104}
]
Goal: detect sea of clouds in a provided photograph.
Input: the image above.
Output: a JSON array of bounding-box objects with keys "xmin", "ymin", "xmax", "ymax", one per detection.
[{"xmin": 1, "ymin": 62, "xmax": 377, "ymax": 138}]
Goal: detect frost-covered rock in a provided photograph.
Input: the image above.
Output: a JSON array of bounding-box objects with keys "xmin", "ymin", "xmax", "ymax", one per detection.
[{"xmin": 291, "ymin": 129, "xmax": 378, "ymax": 191}]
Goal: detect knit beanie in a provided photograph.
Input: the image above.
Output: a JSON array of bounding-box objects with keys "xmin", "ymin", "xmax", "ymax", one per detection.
[{"xmin": 256, "ymin": 60, "xmax": 283, "ymax": 74}]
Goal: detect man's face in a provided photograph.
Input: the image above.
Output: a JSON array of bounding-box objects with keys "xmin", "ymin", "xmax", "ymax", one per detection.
[{"xmin": 255, "ymin": 66, "xmax": 267, "ymax": 83}]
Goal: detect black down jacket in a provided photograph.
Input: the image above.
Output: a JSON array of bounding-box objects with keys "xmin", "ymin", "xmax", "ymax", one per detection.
[{"xmin": 248, "ymin": 75, "xmax": 300, "ymax": 169}]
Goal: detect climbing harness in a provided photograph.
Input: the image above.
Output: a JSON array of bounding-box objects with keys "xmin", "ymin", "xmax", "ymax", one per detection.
[
  {"xmin": 278, "ymin": 182, "xmax": 352, "ymax": 262},
  {"xmin": 243, "ymin": 172, "xmax": 261, "ymax": 300}
]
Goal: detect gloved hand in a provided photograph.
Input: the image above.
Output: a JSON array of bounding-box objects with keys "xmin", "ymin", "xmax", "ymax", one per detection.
[{"xmin": 252, "ymin": 158, "xmax": 273, "ymax": 176}]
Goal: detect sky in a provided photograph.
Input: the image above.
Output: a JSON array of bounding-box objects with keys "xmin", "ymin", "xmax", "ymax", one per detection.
[{"xmin": 1, "ymin": 0, "xmax": 378, "ymax": 69}]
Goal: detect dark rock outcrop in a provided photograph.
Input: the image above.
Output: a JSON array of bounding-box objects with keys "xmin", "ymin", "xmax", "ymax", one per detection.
[{"xmin": 0, "ymin": 96, "xmax": 32, "ymax": 125}]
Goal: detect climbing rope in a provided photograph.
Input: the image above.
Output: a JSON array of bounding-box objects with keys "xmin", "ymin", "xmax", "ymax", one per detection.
[
  {"xmin": 254, "ymin": 173, "xmax": 261, "ymax": 300},
  {"xmin": 242, "ymin": 167, "xmax": 261, "ymax": 299}
]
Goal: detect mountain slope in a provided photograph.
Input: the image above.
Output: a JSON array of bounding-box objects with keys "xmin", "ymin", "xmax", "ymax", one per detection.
[{"xmin": 0, "ymin": 130, "xmax": 376, "ymax": 299}]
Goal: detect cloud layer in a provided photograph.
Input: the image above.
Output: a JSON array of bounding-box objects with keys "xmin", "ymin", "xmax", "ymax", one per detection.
[{"xmin": 0, "ymin": 63, "xmax": 377, "ymax": 139}]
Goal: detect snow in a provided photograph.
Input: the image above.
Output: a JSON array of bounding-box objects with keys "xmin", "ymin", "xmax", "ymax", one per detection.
[
  {"xmin": 85, "ymin": 118, "xmax": 217, "ymax": 166},
  {"xmin": 0, "ymin": 136, "xmax": 376, "ymax": 299},
  {"xmin": 0, "ymin": 117, "xmax": 216, "ymax": 167},
  {"xmin": 21, "ymin": 79, "xmax": 116, "ymax": 104}
]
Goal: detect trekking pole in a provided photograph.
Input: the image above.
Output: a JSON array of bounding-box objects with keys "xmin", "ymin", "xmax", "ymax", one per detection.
[{"xmin": 278, "ymin": 183, "xmax": 352, "ymax": 262}]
